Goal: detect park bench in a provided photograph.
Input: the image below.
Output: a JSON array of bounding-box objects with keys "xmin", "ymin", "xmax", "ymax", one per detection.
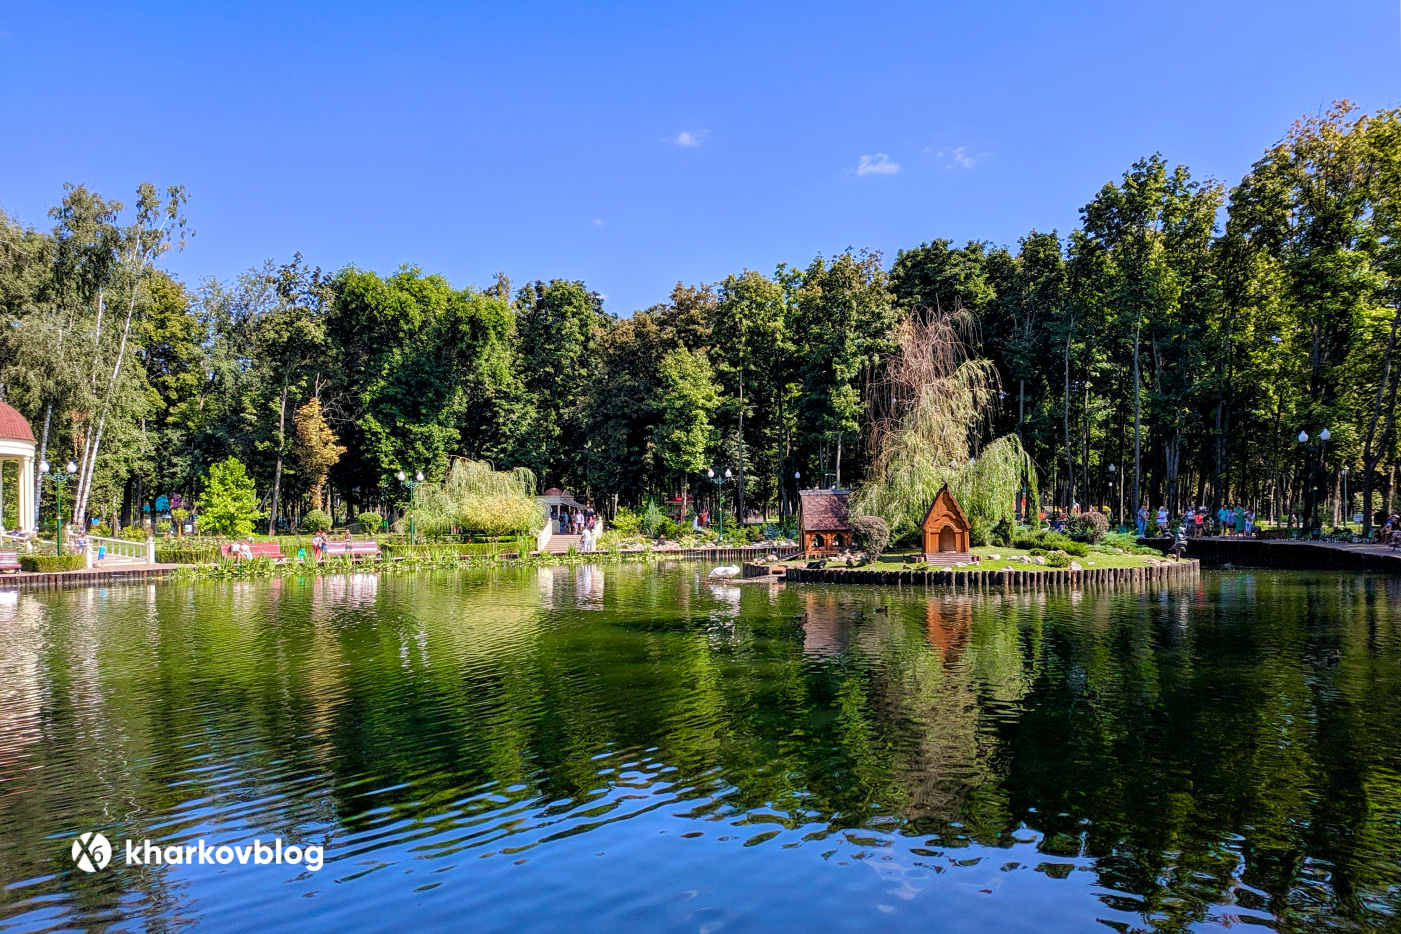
[
  {"xmin": 220, "ymin": 542, "xmax": 286, "ymax": 561},
  {"xmin": 322, "ymin": 539, "xmax": 380, "ymax": 561},
  {"xmin": 0, "ymin": 552, "xmax": 19, "ymax": 574}
]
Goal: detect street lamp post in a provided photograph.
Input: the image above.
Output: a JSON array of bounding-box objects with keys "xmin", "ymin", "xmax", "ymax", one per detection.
[
  {"xmin": 1342, "ymin": 465, "xmax": 1349, "ymax": 530},
  {"xmin": 1108, "ymin": 463, "xmax": 1117, "ymax": 527},
  {"xmin": 397, "ymin": 470, "xmax": 425, "ymax": 543},
  {"xmin": 1296, "ymin": 429, "xmax": 1331, "ymax": 534},
  {"xmin": 705, "ymin": 468, "xmax": 731, "ymax": 541},
  {"xmin": 38, "ymin": 460, "xmax": 78, "ymax": 555}
]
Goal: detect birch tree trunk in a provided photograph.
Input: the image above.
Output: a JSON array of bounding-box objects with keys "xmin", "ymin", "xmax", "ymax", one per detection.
[
  {"xmin": 73, "ymin": 286, "xmax": 139, "ymax": 523},
  {"xmin": 268, "ymin": 380, "xmax": 289, "ymax": 535}
]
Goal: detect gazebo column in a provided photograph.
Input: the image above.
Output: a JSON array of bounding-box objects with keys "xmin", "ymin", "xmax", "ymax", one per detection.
[{"xmin": 19, "ymin": 454, "xmax": 35, "ymax": 533}]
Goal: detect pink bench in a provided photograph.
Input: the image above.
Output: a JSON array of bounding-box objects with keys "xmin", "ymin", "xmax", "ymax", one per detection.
[
  {"xmin": 0, "ymin": 552, "xmax": 19, "ymax": 574},
  {"xmin": 220, "ymin": 542, "xmax": 286, "ymax": 561},
  {"xmin": 322, "ymin": 540, "xmax": 380, "ymax": 561}
]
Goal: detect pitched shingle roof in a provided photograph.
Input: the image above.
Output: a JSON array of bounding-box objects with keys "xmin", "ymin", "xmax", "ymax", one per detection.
[{"xmin": 799, "ymin": 489, "xmax": 851, "ymax": 532}]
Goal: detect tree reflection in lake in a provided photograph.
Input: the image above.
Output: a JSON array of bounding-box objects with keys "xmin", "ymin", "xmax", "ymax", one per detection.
[{"xmin": 0, "ymin": 567, "xmax": 1399, "ymax": 933}]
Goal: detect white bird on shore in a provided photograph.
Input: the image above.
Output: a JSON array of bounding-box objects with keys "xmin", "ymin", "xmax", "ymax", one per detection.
[{"xmin": 709, "ymin": 565, "xmax": 741, "ymax": 578}]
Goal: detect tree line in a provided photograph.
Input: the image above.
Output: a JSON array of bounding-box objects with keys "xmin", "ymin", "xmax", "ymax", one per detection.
[{"xmin": 3, "ymin": 101, "xmax": 1401, "ymax": 536}]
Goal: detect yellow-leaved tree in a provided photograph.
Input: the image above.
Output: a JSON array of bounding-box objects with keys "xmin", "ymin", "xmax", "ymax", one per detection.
[{"xmin": 292, "ymin": 397, "xmax": 344, "ymax": 513}]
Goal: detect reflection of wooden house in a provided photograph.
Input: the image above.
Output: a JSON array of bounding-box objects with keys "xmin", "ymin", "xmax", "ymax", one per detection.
[
  {"xmin": 798, "ymin": 488, "xmax": 851, "ymax": 556},
  {"xmin": 920, "ymin": 485, "xmax": 977, "ymax": 565},
  {"xmin": 925, "ymin": 598, "xmax": 972, "ymax": 665}
]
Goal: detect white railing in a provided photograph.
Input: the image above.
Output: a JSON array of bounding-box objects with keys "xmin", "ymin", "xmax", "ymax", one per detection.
[
  {"xmin": 536, "ymin": 520, "xmax": 552, "ymax": 555},
  {"xmin": 85, "ymin": 535, "xmax": 155, "ymax": 566},
  {"xmin": 0, "ymin": 531, "xmax": 35, "ymax": 553}
]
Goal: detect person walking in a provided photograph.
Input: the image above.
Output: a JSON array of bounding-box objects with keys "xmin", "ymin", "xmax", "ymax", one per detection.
[
  {"xmin": 1156, "ymin": 505, "xmax": 1169, "ymax": 536},
  {"xmin": 1217, "ymin": 504, "xmax": 1231, "ymax": 537},
  {"xmin": 1136, "ymin": 505, "xmax": 1148, "ymax": 538}
]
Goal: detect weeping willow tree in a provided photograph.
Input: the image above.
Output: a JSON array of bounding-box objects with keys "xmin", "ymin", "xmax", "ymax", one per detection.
[
  {"xmin": 399, "ymin": 458, "xmax": 541, "ymax": 538},
  {"xmin": 852, "ymin": 310, "xmax": 1037, "ymax": 539}
]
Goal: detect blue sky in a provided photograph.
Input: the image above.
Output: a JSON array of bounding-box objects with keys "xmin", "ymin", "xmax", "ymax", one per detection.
[{"xmin": 1, "ymin": 1, "xmax": 1398, "ymax": 314}]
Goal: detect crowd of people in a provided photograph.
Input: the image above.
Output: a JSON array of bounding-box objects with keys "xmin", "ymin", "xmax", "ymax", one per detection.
[
  {"xmin": 1135, "ymin": 504, "xmax": 1256, "ymax": 539},
  {"xmin": 558, "ymin": 506, "xmax": 602, "ymax": 552}
]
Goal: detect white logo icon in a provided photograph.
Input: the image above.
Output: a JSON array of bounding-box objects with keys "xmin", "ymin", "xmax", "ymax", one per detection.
[{"xmin": 72, "ymin": 832, "xmax": 112, "ymax": 872}]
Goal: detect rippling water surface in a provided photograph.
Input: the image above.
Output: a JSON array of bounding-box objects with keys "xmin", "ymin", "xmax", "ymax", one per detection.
[{"xmin": 1, "ymin": 566, "xmax": 1400, "ymax": 933}]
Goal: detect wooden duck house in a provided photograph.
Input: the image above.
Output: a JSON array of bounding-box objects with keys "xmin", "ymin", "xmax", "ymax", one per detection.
[
  {"xmin": 920, "ymin": 485, "xmax": 976, "ymax": 565},
  {"xmin": 798, "ymin": 488, "xmax": 851, "ymax": 556}
]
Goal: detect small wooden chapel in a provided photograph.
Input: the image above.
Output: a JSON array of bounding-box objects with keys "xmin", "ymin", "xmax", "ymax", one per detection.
[{"xmin": 919, "ymin": 484, "xmax": 977, "ymax": 565}]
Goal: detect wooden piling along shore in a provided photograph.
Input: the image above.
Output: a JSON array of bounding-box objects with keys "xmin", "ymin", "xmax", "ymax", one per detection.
[
  {"xmin": 783, "ymin": 558, "xmax": 1200, "ymax": 588},
  {"xmin": 0, "ymin": 566, "xmax": 177, "ymax": 590}
]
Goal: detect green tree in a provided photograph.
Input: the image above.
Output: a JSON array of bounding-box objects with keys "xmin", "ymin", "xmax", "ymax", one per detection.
[
  {"xmin": 327, "ymin": 266, "xmax": 514, "ymax": 509},
  {"xmin": 791, "ymin": 250, "xmax": 896, "ymax": 488},
  {"xmin": 510, "ymin": 279, "xmax": 609, "ymax": 487},
  {"xmin": 713, "ymin": 270, "xmax": 786, "ymax": 521},
  {"xmin": 653, "ymin": 347, "xmax": 720, "ymax": 519},
  {"xmin": 197, "ymin": 456, "xmax": 262, "ymax": 537}
]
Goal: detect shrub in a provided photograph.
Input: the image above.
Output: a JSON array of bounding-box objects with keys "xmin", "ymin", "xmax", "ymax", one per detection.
[
  {"xmin": 1044, "ymin": 551, "xmax": 1072, "ymax": 568},
  {"xmin": 991, "ymin": 517, "xmax": 1014, "ymax": 547},
  {"xmin": 611, "ymin": 507, "xmax": 642, "ymax": 536},
  {"xmin": 356, "ymin": 511, "xmax": 383, "ymax": 534},
  {"xmin": 640, "ymin": 499, "xmax": 666, "ymax": 537},
  {"xmin": 891, "ymin": 525, "xmax": 922, "ymax": 550},
  {"xmin": 1068, "ymin": 510, "xmax": 1109, "ymax": 544},
  {"xmin": 1012, "ymin": 529, "xmax": 1088, "ymax": 557},
  {"xmin": 302, "ymin": 509, "xmax": 332, "ymax": 532},
  {"xmin": 969, "ymin": 517, "xmax": 991, "ymax": 548},
  {"xmin": 118, "ymin": 525, "xmax": 149, "ymax": 541},
  {"xmin": 1101, "ymin": 531, "xmax": 1160, "ymax": 555},
  {"xmin": 850, "ymin": 515, "xmax": 890, "ymax": 559},
  {"xmin": 655, "ymin": 517, "xmax": 680, "ymax": 540},
  {"xmin": 21, "ymin": 554, "xmax": 88, "ymax": 573},
  {"xmin": 156, "ymin": 542, "xmax": 223, "ymax": 564}
]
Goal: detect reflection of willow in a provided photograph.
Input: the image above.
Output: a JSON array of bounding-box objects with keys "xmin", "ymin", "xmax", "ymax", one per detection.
[{"xmin": 788, "ymin": 591, "xmax": 1016, "ymax": 828}]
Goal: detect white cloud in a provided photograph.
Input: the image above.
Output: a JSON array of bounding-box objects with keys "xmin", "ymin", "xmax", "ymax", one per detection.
[
  {"xmin": 668, "ymin": 130, "xmax": 707, "ymax": 146},
  {"xmin": 856, "ymin": 153, "xmax": 899, "ymax": 176},
  {"xmin": 942, "ymin": 146, "xmax": 988, "ymax": 170},
  {"xmin": 593, "ymin": 219, "xmax": 605, "ymax": 227}
]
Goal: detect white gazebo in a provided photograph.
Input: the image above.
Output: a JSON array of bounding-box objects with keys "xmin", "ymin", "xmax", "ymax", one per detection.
[{"xmin": 0, "ymin": 401, "xmax": 37, "ymax": 535}]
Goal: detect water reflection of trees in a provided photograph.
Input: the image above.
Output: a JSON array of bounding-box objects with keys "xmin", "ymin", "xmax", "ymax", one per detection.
[{"xmin": 4, "ymin": 570, "xmax": 1401, "ymax": 931}]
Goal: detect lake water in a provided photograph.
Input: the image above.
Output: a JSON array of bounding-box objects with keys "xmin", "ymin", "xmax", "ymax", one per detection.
[{"xmin": 1, "ymin": 565, "xmax": 1400, "ymax": 933}]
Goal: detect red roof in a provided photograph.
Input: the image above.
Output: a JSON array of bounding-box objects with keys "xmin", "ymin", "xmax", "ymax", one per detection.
[{"xmin": 0, "ymin": 402, "xmax": 34, "ymax": 443}]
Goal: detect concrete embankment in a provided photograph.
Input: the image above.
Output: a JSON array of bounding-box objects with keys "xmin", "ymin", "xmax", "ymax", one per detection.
[
  {"xmin": 783, "ymin": 559, "xmax": 1199, "ymax": 588},
  {"xmin": 1138, "ymin": 537, "xmax": 1401, "ymax": 573}
]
